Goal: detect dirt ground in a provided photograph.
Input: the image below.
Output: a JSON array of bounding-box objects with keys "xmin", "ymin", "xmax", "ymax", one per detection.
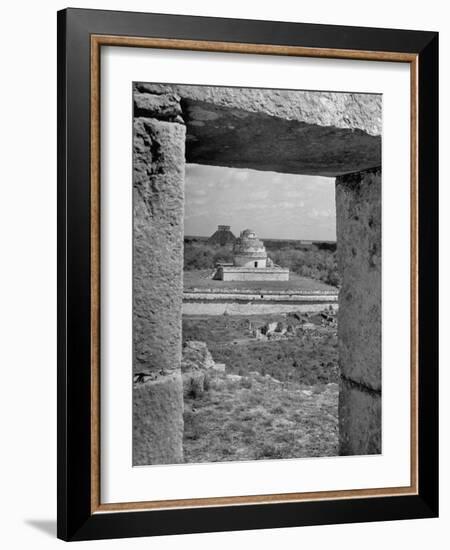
[{"xmin": 182, "ymin": 311, "xmax": 339, "ymax": 463}]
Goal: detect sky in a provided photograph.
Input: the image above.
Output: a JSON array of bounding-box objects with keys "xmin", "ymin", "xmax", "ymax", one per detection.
[{"xmin": 184, "ymin": 164, "xmax": 336, "ymax": 241}]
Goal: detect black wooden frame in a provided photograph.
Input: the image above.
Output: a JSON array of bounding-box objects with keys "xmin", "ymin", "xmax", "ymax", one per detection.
[{"xmin": 57, "ymin": 7, "xmax": 438, "ymax": 541}]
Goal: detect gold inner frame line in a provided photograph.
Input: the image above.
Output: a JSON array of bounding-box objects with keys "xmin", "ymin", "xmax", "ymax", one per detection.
[{"xmin": 90, "ymin": 34, "xmax": 419, "ymax": 514}]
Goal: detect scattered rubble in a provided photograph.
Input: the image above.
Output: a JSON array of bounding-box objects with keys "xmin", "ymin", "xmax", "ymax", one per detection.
[
  {"xmin": 181, "ymin": 340, "xmax": 216, "ymax": 398},
  {"xmin": 250, "ymin": 307, "xmax": 337, "ymax": 341}
]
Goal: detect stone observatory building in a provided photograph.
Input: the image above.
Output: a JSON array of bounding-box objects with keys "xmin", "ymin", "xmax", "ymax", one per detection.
[
  {"xmin": 214, "ymin": 229, "xmax": 289, "ymax": 281},
  {"xmin": 233, "ymin": 229, "xmax": 268, "ymax": 267}
]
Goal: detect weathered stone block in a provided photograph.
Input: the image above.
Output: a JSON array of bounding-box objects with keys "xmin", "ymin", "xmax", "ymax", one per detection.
[
  {"xmin": 135, "ymin": 83, "xmax": 382, "ymax": 136},
  {"xmin": 133, "ymin": 116, "xmax": 186, "ymax": 465},
  {"xmin": 336, "ymin": 168, "xmax": 381, "ymax": 455},
  {"xmin": 336, "ymin": 168, "xmax": 381, "ymax": 392},
  {"xmin": 181, "ymin": 341, "xmax": 215, "ymax": 398},
  {"xmin": 133, "ymin": 373, "xmax": 184, "ymax": 465},
  {"xmin": 339, "ymin": 377, "xmax": 381, "ymax": 455},
  {"xmin": 135, "ymin": 83, "xmax": 382, "ymax": 176},
  {"xmin": 133, "ymin": 117, "xmax": 186, "ymax": 375},
  {"xmin": 134, "ymin": 92, "xmax": 183, "ymax": 122}
]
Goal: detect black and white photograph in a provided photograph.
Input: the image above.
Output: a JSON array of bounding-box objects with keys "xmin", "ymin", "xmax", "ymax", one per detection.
[
  {"xmin": 0, "ymin": 0, "xmax": 444, "ymax": 546},
  {"xmin": 132, "ymin": 83, "xmax": 382, "ymax": 466}
]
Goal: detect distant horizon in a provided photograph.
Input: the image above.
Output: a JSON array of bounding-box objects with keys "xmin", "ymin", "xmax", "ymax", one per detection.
[
  {"xmin": 184, "ymin": 164, "xmax": 337, "ymax": 241},
  {"xmin": 184, "ymin": 232, "xmax": 336, "ymax": 243}
]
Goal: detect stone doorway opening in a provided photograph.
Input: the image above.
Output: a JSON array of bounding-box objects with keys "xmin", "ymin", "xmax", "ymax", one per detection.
[{"xmin": 133, "ymin": 83, "xmax": 381, "ymax": 465}]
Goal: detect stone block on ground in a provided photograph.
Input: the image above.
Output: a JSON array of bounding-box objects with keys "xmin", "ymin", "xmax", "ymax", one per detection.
[
  {"xmin": 339, "ymin": 376, "xmax": 381, "ymax": 455},
  {"xmin": 133, "ymin": 372, "xmax": 184, "ymax": 465}
]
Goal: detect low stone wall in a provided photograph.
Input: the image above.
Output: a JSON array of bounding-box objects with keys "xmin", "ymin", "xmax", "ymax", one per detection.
[
  {"xmin": 219, "ymin": 266, "xmax": 290, "ymax": 281},
  {"xmin": 183, "ymin": 290, "xmax": 338, "ymax": 315},
  {"xmin": 183, "ymin": 302, "xmax": 337, "ymax": 316}
]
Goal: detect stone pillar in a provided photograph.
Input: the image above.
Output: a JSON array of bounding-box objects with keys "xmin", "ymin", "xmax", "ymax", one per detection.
[
  {"xmin": 132, "ymin": 90, "xmax": 186, "ymax": 465},
  {"xmin": 336, "ymin": 168, "xmax": 381, "ymax": 455}
]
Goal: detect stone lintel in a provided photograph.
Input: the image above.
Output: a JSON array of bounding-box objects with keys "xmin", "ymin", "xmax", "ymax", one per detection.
[{"xmin": 134, "ymin": 83, "xmax": 381, "ymax": 177}]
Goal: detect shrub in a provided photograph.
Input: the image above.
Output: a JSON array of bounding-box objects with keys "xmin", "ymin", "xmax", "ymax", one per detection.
[
  {"xmin": 270, "ymin": 248, "xmax": 341, "ymax": 287},
  {"xmin": 184, "ymin": 242, "xmax": 233, "ymax": 270}
]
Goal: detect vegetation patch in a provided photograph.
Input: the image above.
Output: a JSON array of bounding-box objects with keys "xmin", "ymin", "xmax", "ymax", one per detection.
[{"xmin": 182, "ymin": 312, "xmax": 339, "ymax": 463}]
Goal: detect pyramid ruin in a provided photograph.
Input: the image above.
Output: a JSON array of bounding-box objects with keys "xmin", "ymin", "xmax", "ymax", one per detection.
[{"xmin": 207, "ymin": 225, "xmax": 236, "ymax": 246}]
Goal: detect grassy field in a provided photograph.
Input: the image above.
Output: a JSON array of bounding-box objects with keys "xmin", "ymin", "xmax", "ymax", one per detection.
[{"xmin": 182, "ymin": 312, "xmax": 339, "ymax": 463}]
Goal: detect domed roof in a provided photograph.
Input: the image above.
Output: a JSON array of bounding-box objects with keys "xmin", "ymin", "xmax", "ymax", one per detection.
[
  {"xmin": 233, "ymin": 229, "xmax": 267, "ymax": 259},
  {"xmin": 240, "ymin": 228, "xmax": 257, "ymax": 239}
]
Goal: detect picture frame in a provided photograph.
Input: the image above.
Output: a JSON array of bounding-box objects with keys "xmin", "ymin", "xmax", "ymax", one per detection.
[{"xmin": 57, "ymin": 7, "xmax": 438, "ymax": 541}]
